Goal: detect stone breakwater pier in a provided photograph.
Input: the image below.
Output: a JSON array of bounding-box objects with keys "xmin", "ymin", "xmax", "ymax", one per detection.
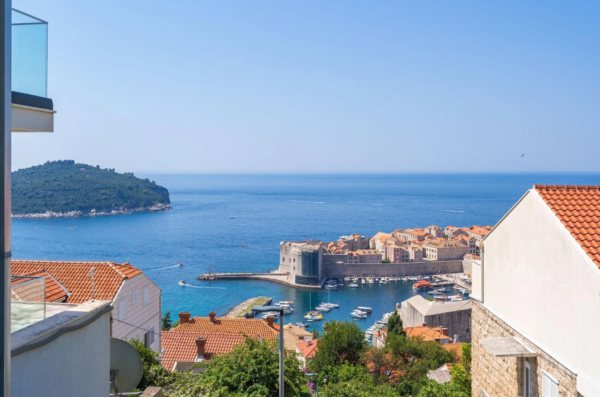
[{"xmin": 197, "ymin": 272, "xmax": 322, "ymax": 290}]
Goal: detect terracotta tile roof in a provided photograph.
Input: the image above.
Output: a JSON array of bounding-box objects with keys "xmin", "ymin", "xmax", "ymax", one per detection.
[
  {"xmin": 11, "ymin": 260, "xmax": 143, "ymax": 303},
  {"xmin": 535, "ymin": 185, "xmax": 600, "ymax": 268},
  {"xmin": 160, "ymin": 331, "xmax": 247, "ymax": 371},
  {"xmin": 173, "ymin": 317, "xmax": 278, "ymax": 340},
  {"xmin": 372, "ymin": 232, "xmax": 391, "ymax": 240},
  {"xmin": 469, "ymin": 226, "xmax": 489, "ymax": 236},
  {"xmin": 404, "ymin": 325, "xmax": 452, "ymax": 343},
  {"xmin": 295, "ymin": 339, "xmax": 319, "ymax": 359},
  {"xmin": 11, "ymin": 271, "xmax": 68, "ymax": 302},
  {"xmin": 442, "ymin": 343, "xmax": 463, "ymax": 359}
]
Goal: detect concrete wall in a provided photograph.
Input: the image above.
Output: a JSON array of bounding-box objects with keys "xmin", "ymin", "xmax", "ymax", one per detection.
[
  {"xmin": 322, "ymin": 260, "xmax": 463, "ymax": 278},
  {"xmin": 477, "ymin": 190, "xmax": 600, "ymax": 396},
  {"xmin": 12, "ymin": 311, "xmax": 111, "ymax": 397},
  {"xmin": 400, "ymin": 299, "xmax": 472, "ymax": 343},
  {"xmin": 113, "ymin": 274, "xmax": 162, "ymax": 352}
]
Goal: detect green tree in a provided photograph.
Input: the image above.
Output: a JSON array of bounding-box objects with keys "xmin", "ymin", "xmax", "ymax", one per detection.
[
  {"xmin": 129, "ymin": 339, "xmax": 177, "ymax": 390},
  {"xmin": 162, "ymin": 311, "xmax": 173, "ymax": 330},
  {"xmin": 416, "ymin": 380, "xmax": 468, "ymax": 397},
  {"xmin": 386, "ymin": 310, "xmax": 405, "ymax": 337},
  {"xmin": 382, "ymin": 258, "xmax": 391, "ymax": 263},
  {"xmin": 450, "ymin": 343, "xmax": 472, "ymax": 394},
  {"xmin": 309, "ymin": 320, "xmax": 366, "ymax": 375},
  {"xmin": 311, "ymin": 329, "xmax": 320, "ymax": 339},
  {"xmin": 167, "ymin": 337, "xmax": 304, "ymax": 397},
  {"xmin": 322, "ymin": 379, "xmax": 399, "ymax": 397}
]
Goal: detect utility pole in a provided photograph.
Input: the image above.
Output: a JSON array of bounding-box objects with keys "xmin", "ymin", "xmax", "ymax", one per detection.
[{"xmin": 0, "ymin": 1, "xmax": 11, "ymax": 396}]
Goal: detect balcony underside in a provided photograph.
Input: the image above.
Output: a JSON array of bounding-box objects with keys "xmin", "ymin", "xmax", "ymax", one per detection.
[{"xmin": 11, "ymin": 91, "xmax": 54, "ymax": 133}]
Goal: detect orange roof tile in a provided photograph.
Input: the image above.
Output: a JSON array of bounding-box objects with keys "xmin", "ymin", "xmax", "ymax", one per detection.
[
  {"xmin": 535, "ymin": 185, "xmax": 600, "ymax": 268},
  {"xmin": 11, "ymin": 260, "xmax": 143, "ymax": 303},
  {"xmin": 173, "ymin": 317, "xmax": 278, "ymax": 340},
  {"xmin": 295, "ymin": 339, "xmax": 319, "ymax": 359},
  {"xmin": 11, "ymin": 271, "xmax": 68, "ymax": 302},
  {"xmin": 404, "ymin": 325, "xmax": 452, "ymax": 343},
  {"xmin": 160, "ymin": 331, "xmax": 247, "ymax": 371},
  {"xmin": 442, "ymin": 343, "xmax": 463, "ymax": 359}
]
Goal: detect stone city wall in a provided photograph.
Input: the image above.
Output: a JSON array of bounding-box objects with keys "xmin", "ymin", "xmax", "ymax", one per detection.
[
  {"xmin": 472, "ymin": 301, "xmax": 579, "ymax": 397},
  {"xmin": 321, "ymin": 260, "xmax": 463, "ymax": 278}
]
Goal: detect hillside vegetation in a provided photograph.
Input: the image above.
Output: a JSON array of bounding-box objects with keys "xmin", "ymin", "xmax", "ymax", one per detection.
[{"xmin": 12, "ymin": 160, "xmax": 171, "ymax": 216}]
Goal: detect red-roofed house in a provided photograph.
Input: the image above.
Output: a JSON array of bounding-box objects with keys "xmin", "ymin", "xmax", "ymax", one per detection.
[
  {"xmin": 11, "ymin": 260, "xmax": 162, "ymax": 352},
  {"xmin": 471, "ymin": 185, "xmax": 600, "ymax": 397},
  {"xmin": 160, "ymin": 331, "xmax": 248, "ymax": 372},
  {"xmin": 295, "ymin": 339, "xmax": 319, "ymax": 370},
  {"xmin": 173, "ymin": 311, "xmax": 279, "ymax": 341}
]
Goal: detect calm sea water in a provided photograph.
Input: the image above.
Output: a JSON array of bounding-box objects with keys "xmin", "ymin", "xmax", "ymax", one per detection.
[{"xmin": 11, "ymin": 173, "xmax": 600, "ymax": 332}]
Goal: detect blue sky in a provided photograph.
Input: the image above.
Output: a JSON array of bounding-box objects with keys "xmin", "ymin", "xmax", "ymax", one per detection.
[{"xmin": 11, "ymin": 1, "xmax": 600, "ymax": 173}]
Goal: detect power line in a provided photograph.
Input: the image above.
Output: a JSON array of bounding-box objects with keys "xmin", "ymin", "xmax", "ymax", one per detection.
[{"xmin": 112, "ymin": 313, "xmax": 163, "ymax": 338}]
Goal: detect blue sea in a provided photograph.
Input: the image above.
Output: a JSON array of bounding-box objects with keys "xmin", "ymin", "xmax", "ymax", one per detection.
[{"xmin": 11, "ymin": 174, "xmax": 600, "ymax": 332}]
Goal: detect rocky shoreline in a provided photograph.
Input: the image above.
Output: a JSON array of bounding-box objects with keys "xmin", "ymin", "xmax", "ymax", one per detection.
[{"xmin": 12, "ymin": 203, "xmax": 172, "ymax": 219}]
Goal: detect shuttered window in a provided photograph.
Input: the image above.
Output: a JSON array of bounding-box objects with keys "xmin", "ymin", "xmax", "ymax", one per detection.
[
  {"xmin": 143, "ymin": 287, "xmax": 149, "ymax": 306},
  {"xmin": 542, "ymin": 371, "xmax": 559, "ymax": 397}
]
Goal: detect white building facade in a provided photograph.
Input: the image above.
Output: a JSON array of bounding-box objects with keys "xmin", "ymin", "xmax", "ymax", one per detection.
[{"xmin": 471, "ymin": 185, "xmax": 600, "ymax": 397}]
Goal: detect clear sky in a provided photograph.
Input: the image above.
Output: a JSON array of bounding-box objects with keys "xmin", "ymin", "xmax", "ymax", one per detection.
[{"xmin": 11, "ymin": 1, "xmax": 600, "ymax": 173}]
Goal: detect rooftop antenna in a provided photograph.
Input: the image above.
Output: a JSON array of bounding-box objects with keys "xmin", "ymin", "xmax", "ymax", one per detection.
[
  {"xmin": 87, "ymin": 267, "xmax": 96, "ymax": 301},
  {"xmin": 110, "ymin": 338, "xmax": 143, "ymax": 395}
]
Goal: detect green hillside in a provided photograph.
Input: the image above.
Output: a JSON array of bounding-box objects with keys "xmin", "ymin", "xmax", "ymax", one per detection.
[{"xmin": 12, "ymin": 160, "xmax": 170, "ymax": 215}]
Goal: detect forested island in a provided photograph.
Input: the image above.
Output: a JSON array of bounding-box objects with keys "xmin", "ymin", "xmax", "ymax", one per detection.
[{"xmin": 12, "ymin": 160, "xmax": 171, "ymax": 218}]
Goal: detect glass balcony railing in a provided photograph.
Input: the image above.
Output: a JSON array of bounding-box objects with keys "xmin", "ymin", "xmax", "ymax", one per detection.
[
  {"xmin": 12, "ymin": 9, "xmax": 48, "ymax": 98},
  {"xmin": 11, "ymin": 275, "xmax": 46, "ymax": 333}
]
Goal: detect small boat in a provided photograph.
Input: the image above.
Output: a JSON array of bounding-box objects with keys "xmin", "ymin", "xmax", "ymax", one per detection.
[
  {"xmin": 380, "ymin": 279, "xmax": 387, "ymax": 284},
  {"xmin": 324, "ymin": 284, "xmax": 337, "ymax": 290},
  {"xmin": 348, "ymin": 283, "xmax": 359, "ymax": 288},
  {"xmin": 178, "ymin": 262, "xmax": 184, "ymax": 267},
  {"xmin": 323, "ymin": 303, "xmax": 339, "ymax": 309},
  {"xmin": 361, "ymin": 278, "xmax": 366, "ymax": 284},
  {"xmin": 276, "ymin": 301, "xmax": 294, "ymax": 307},
  {"xmin": 178, "ymin": 280, "xmax": 186, "ymax": 286},
  {"xmin": 351, "ymin": 312, "xmax": 367, "ymax": 319},
  {"xmin": 413, "ymin": 280, "xmax": 434, "ymax": 290},
  {"xmin": 357, "ymin": 306, "xmax": 372, "ymax": 313},
  {"xmin": 315, "ymin": 305, "xmax": 331, "ymax": 312},
  {"xmin": 368, "ymin": 278, "xmax": 374, "ymax": 284},
  {"xmin": 283, "ymin": 307, "xmax": 293, "ymax": 314},
  {"xmin": 230, "ymin": 216, "xmax": 234, "ymax": 219},
  {"xmin": 352, "ymin": 309, "xmax": 368, "ymax": 316},
  {"xmin": 296, "ymin": 322, "xmax": 309, "ymax": 329}
]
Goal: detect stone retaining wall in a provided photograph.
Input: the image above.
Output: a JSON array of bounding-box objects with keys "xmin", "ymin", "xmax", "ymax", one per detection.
[
  {"xmin": 472, "ymin": 301, "xmax": 579, "ymax": 397},
  {"xmin": 321, "ymin": 260, "xmax": 463, "ymax": 278}
]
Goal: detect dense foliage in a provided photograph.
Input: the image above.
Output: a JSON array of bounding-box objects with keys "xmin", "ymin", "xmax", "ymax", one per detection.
[
  {"xmin": 386, "ymin": 311, "xmax": 405, "ymax": 337},
  {"xmin": 166, "ymin": 337, "xmax": 305, "ymax": 397},
  {"xmin": 130, "ymin": 339, "xmax": 177, "ymax": 390},
  {"xmin": 12, "ymin": 160, "xmax": 170, "ymax": 214},
  {"xmin": 162, "ymin": 312, "xmax": 173, "ymax": 331},
  {"xmin": 309, "ymin": 320, "xmax": 366, "ymax": 375}
]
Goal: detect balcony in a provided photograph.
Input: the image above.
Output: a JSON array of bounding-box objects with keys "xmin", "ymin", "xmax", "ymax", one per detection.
[{"xmin": 11, "ymin": 9, "xmax": 54, "ymax": 132}]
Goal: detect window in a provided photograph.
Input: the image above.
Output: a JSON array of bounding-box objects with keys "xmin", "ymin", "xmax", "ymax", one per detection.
[
  {"xmin": 524, "ymin": 359, "xmax": 531, "ymax": 397},
  {"xmin": 542, "ymin": 371, "xmax": 559, "ymax": 397},
  {"xmin": 144, "ymin": 327, "xmax": 155, "ymax": 347},
  {"xmin": 143, "ymin": 287, "xmax": 149, "ymax": 306},
  {"xmin": 132, "ymin": 291, "xmax": 138, "ymax": 305},
  {"xmin": 119, "ymin": 301, "xmax": 126, "ymax": 320}
]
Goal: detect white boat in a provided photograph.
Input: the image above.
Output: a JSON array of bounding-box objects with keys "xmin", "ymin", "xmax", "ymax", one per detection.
[
  {"xmin": 348, "ymin": 283, "xmax": 359, "ymax": 288},
  {"xmin": 178, "ymin": 280, "xmax": 186, "ymax": 286},
  {"xmin": 325, "ymin": 284, "xmax": 337, "ymax": 290},
  {"xmin": 357, "ymin": 306, "xmax": 372, "ymax": 313},
  {"xmin": 352, "ymin": 309, "xmax": 368, "ymax": 316},
  {"xmin": 296, "ymin": 322, "xmax": 309, "ymax": 328},
  {"xmin": 380, "ymin": 279, "xmax": 387, "ymax": 284},
  {"xmin": 361, "ymin": 278, "xmax": 366, "ymax": 284},
  {"xmin": 315, "ymin": 305, "xmax": 331, "ymax": 312},
  {"xmin": 351, "ymin": 312, "xmax": 367, "ymax": 319},
  {"xmin": 368, "ymin": 278, "xmax": 374, "ymax": 284},
  {"xmin": 323, "ymin": 303, "xmax": 339, "ymax": 308}
]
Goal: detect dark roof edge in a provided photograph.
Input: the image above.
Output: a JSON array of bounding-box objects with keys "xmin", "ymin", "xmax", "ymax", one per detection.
[{"xmin": 12, "ymin": 91, "xmax": 53, "ymax": 111}]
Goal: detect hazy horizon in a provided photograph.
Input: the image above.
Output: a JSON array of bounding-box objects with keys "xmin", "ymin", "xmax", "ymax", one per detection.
[{"xmin": 12, "ymin": 1, "xmax": 600, "ymax": 174}]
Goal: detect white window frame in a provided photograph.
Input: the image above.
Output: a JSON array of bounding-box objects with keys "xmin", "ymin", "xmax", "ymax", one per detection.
[
  {"xmin": 143, "ymin": 287, "xmax": 149, "ymax": 306},
  {"xmin": 119, "ymin": 300, "xmax": 126, "ymax": 320},
  {"xmin": 542, "ymin": 370, "xmax": 559, "ymax": 397},
  {"xmin": 524, "ymin": 358, "xmax": 531, "ymax": 397},
  {"xmin": 132, "ymin": 290, "xmax": 138, "ymax": 305}
]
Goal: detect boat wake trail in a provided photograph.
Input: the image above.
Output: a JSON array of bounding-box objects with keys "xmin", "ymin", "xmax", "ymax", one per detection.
[
  {"xmin": 289, "ymin": 200, "xmax": 325, "ymax": 204},
  {"xmin": 148, "ymin": 264, "xmax": 182, "ymax": 271},
  {"xmin": 180, "ymin": 284, "xmax": 226, "ymax": 290},
  {"xmin": 439, "ymin": 210, "xmax": 465, "ymax": 213}
]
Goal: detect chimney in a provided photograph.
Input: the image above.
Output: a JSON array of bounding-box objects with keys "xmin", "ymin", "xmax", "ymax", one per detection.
[
  {"xmin": 179, "ymin": 312, "xmax": 191, "ymax": 324},
  {"xmin": 441, "ymin": 327, "xmax": 448, "ymax": 336},
  {"xmin": 422, "ymin": 323, "xmax": 427, "ymax": 327},
  {"xmin": 307, "ymin": 339, "xmax": 312, "ymax": 346},
  {"xmin": 266, "ymin": 315, "xmax": 274, "ymax": 327},
  {"xmin": 209, "ymin": 312, "xmax": 216, "ymax": 324},
  {"xmin": 196, "ymin": 337, "xmax": 207, "ymax": 358}
]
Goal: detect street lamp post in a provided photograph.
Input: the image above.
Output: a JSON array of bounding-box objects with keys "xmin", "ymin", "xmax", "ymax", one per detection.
[
  {"xmin": 252, "ymin": 305, "xmax": 285, "ymax": 397},
  {"xmin": 305, "ymin": 373, "xmax": 318, "ymax": 396}
]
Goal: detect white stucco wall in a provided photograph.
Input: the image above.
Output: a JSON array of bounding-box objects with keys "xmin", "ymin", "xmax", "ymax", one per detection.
[
  {"xmin": 112, "ymin": 274, "xmax": 162, "ymax": 352},
  {"xmin": 480, "ymin": 190, "xmax": 600, "ymax": 396},
  {"xmin": 12, "ymin": 311, "xmax": 110, "ymax": 397}
]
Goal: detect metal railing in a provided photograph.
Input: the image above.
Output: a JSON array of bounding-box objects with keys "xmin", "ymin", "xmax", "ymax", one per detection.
[
  {"xmin": 12, "ymin": 8, "xmax": 48, "ymax": 97},
  {"xmin": 11, "ymin": 275, "xmax": 47, "ymax": 333}
]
